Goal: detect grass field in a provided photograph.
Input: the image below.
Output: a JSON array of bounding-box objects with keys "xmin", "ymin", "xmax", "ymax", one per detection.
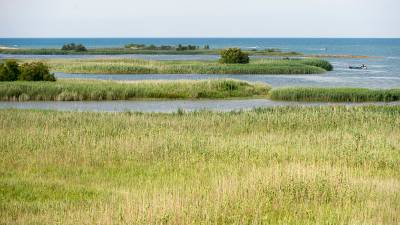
[
  {"xmin": 0, "ymin": 79, "xmax": 269, "ymax": 101},
  {"xmin": 44, "ymin": 58, "xmax": 331, "ymax": 75},
  {"xmin": 0, "ymin": 106, "xmax": 399, "ymax": 224},
  {"xmin": 270, "ymin": 87, "xmax": 400, "ymax": 102}
]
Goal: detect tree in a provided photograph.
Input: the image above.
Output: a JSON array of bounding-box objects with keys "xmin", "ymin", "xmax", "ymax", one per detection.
[
  {"xmin": 19, "ymin": 62, "xmax": 56, "ymax": 81},
  {"xmin": 0, "ymin": 60, "xmax": 20, "ymax": 81}
]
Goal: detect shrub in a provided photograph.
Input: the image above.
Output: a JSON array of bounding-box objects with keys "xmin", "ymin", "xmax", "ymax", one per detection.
[
  {"xmin": 219, "ymin": 48, "xmax": 249, "ymax": 64},
  {"xmin": 61, "ymin": 43, "xmax": 87, "ymax": 51},
  {"xmin": 19, "ymin": 62, "xmax": 56, "ymax": 81},
  {"xmin": 0, "ymin": 60, "xmax": 20, "ymax": 81}
]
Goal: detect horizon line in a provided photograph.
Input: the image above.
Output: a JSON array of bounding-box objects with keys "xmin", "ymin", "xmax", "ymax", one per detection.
[{"xmin": 1, "ymin": 36, "xmax": 400, "ymax": 39}]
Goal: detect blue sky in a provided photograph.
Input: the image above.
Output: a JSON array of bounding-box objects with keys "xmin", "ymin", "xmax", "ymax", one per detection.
[{"xmin": 1, "ymin": 0, "xmax": 399, "ymax": 37}]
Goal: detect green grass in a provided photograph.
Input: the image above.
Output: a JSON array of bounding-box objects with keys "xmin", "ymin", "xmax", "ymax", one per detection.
[
  {"xmin": 0, "ymin": 79, "xmax": 269, "ymax": 101},
  {"xmin": 270, "ymin": 87, "xmax": 400, "ymax": 102},
  {"xmin": 44, "ymin": 58, "xmax": 331, "ymax": 74},
  {"xmin": 0, "ymin": 106, "xmax": 399, "ymax": 224},
  {"xmin": 0, "ymin": 48, "xmax": 302, "ymax": 56}
]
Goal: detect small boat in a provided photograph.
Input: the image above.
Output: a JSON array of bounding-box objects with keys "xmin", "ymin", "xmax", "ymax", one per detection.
[{"xmin": 349, "ymin": 65, "xmax": 367, "ymax": 70}]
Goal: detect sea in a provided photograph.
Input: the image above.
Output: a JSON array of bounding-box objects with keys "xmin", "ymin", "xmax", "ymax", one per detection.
[{"xmin": 1, "ymin": 38, "xmax": 400, "ymax": 89}]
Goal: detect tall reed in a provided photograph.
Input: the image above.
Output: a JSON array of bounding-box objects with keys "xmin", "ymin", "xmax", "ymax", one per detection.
[
  {"xmin": 0, "ymin": 79, "xmax": 270, "ymax": 101},
  {"xmin": 46, "ymin": 58, "xmax": 331, "ymax": 74},
  {"xmin": 270, "ymin": 87, "xmax": 400, "ymax": 102}
]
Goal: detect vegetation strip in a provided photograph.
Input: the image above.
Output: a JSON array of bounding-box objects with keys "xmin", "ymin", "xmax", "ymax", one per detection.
[
  {"xmin": 44, "ymin": 58, "xmax": 332, "ymax": 74},
  {"xmin": 270, "ymin": 87, "xmax": 400, "ymax": 102},
  {"xmin": 0, "ymin": 79, "xmax": 269, "ymax": 101},
  {"xmin": 0, "ymin": 47, "xmax": 302, "ymax": 56},
  {"xmin": 2, "ymin": 80, "xmax": 400, "ymax": 102},
  {"xmin": 0, "ymin": 106, "xmax": 399, "ymax": 224}
]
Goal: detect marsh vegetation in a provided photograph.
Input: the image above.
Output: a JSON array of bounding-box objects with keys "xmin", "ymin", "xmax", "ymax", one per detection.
[
  {"xmin": 46, "ymin": 58, "xmax": 332, "ymax": 74},
  {"xmin": 0, "ymin": 47, "xmax": 302, "ymax": 56},
  {"xmin": 270, "ymin": 87, "xmax": 400, "ymax": 102},
  {"xmin": 0, "ymin": 106, "xmax": 399, "ymax": 224},
  {"xmin": 0, "ymin": 79, "xmax": 269, "ymax": 101}
]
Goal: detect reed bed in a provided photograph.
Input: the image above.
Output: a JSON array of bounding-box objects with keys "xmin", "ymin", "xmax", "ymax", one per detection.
[
  {"xmin": 0, "ymin": 106, "xmax": 399, "ymax": 224},
  {"xmin": 0, "ymin": 79, "xmax": 269, "ymax": 101},
  {"xmin": 270, "ymin": 87, "xmax": 400, "ymax": 102},
  {"xmin": 45, "ymin": 58, "xmax": 330, "ymax": 74}
]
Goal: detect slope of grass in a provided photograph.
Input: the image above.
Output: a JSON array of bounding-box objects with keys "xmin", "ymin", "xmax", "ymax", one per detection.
[
  {"xmin": 0, "ymin": 106, "xmax": 399, "ymax": 224},
  {"xmin": 45, "ymin": 58, "xmax": 330, "ymax": 74},
  {"xmin": 0, "ymin": 79, "xmax": 269, "ymax": 101},
  {"xmin": 270, "ymin": 87, "xmax": 400, "ymax": 102}
]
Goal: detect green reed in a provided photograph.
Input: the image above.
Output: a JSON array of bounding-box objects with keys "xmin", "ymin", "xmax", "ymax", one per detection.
[
  {"xmin": 0, "ymin": 79, "xmax": 269, "ymax": 101},
  {"xmin": 270, "ymin": 87, "xmax": 400, "ymax": 102}
]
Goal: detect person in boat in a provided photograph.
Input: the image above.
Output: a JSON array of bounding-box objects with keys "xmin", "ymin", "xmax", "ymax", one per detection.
[{"xmin": 362, "ymin": 64, "xmax": 367, "ymax": 69}]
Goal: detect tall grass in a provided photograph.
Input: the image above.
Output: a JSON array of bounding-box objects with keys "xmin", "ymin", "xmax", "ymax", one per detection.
[
  {"xmin": 0, "ymin": 106, "xmax": 399, "ymax": 224},
  {"xmin": 270, "ymin": 87, "xmax": 400, "ymax": 102},
  {"xmin": 0, "ymin": 79, "xmax": 269, "ymax": 101},
  {"xmin": 45, "ymin": 58, "xmax": 331, "ymax": 74}
]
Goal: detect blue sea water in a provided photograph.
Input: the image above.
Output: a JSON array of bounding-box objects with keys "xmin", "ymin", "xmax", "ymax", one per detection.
[
  {"xmin": 1, "ymin": 38, "xmax": 399, "ymax": 56},
  {"xmin": 1, "ymin": 38, "xmax": 400, "ymax": 89}
]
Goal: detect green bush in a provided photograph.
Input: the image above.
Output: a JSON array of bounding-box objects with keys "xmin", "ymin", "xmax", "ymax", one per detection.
[
  {"xmin": 219, "ymin": 48, "xmax": 249, "ymax": 64},
  {"xmin": 61, "ymin": 43, "xmax": 87, "ymax": 51},
  {"xmin": 19, "ymin": 62, "xmax": 56, "ymax": 81},
  {"xmin": 0, "ymin": 60, "xmax": 20, "ymax": 81}
]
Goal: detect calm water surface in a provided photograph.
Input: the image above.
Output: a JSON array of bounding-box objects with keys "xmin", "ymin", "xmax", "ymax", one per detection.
[{"xmin": 1, "ymin": 100, "xmax": 399, "ymax": 113}]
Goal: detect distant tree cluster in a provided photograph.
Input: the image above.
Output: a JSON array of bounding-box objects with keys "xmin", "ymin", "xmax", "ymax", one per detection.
[
  {"xmin": 176, "ymin": 44, "xmax": 198, "ymax": 51},
  {"xmin": 124, "ymin": 43, "xmax": 210, "ymax": 51},
  {"xmin": 0, "ymin": 60, "xmax": 56, "ymax": 81},
  {"xmin": 219, "ymin": 48, "xmax": 249, "ymax": 64},
  {"xmin": 61, "ymin": 43, "xmax": 87, "ymax": 51}
]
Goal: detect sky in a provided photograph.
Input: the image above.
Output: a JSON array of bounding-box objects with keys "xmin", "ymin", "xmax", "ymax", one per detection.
[{"xmin": 0, "ymin": 0, "xmax": 399, "ymax": 38}]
